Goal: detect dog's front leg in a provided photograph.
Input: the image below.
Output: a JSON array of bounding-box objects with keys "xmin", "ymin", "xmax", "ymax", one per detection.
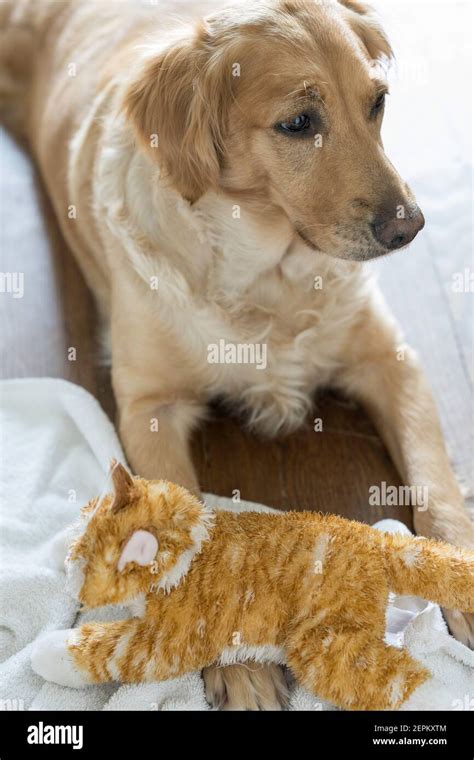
[
  {"xmin": 115, "ymin": 390, "xmax": 203, "ymax": 496},
  {"xmin": 336, "ymin": 297, "xmax": 474, "ymax": 646},
  {"xmin": 109, "ymin": 280, "xmax": 204, "ymax": 494}
]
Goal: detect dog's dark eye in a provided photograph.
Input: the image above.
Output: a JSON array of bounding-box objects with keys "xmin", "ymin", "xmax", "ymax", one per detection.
[
  {"xmin": 371, "ymin": 92, "xmax": 386, "ymax": 118},
  {"xmin": 277, "ymin": 114, "xmax": 311, "ymax": 134}
]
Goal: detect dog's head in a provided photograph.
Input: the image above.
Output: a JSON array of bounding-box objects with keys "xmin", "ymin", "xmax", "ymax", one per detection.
[{"xmin": 124, "ymin": 0, "xmax": 424, "ymax": 261}]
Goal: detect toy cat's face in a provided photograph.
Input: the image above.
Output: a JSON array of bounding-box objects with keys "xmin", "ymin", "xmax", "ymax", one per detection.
[{"xmin": 65, "ymin": 462, "xmax": 213, "ymax": 609}]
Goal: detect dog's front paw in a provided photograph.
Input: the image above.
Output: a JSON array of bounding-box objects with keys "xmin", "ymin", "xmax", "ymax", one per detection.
[
  {"xmin": 443, "ymin": 609, "xmax": 474, "ymax": 649},
  {"xmin": 203, "ymin": 663, "xmax": 289, "ymax": 711},
  {"xmin": 31, "ymin": 629, "xmax": 90, "ymax": 688}
]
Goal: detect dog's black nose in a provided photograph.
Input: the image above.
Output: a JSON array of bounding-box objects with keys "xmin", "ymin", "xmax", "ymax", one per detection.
[{"xmin": 371, "ymin": 204, "xmax": 425, "ymax": 250}]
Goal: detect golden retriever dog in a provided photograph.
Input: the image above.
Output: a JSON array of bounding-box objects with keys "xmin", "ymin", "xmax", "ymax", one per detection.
[{"xmin": 1, "ymin": 0, "xmax": 472, "ymax": 709}]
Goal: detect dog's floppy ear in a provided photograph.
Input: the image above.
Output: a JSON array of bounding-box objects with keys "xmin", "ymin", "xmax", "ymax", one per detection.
[
  {"xmin": 339, "ymin": 1, "xmax": 393, "ymax": 62},
  {"xmin": 124, "ymin": 23, "xmax": 230, "ymax": 202}
]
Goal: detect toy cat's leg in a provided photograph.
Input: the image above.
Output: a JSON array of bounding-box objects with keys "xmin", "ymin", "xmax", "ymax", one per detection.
[
  {"xmin": 286, "ymin": 626, "xmax": 429, "ymax": 710},
  {"xmin": 31, "ymin": 619, "xmax": 164, "ymax": 687},
  {"xmin": 336, "ymin": 298, "xmax": 474, "ymax": 647},
  {"xmin": 285, "ymin": 585, "xmax": 429, "ymax": 711},
  {"xmin": 31, "ymin": 629, "xmax": 93, "ymax": 688}
]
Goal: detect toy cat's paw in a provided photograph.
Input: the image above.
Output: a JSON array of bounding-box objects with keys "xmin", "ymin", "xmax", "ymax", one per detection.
[
  {"xmin": 444, "ymin": 609, "xmax": 474, "ymax": 650},
  {"xmin": 31, "ymin": 629, "xmax": 91, "ymax": 688},
  {"xmin": 47, "ymin": 526, "xmax": 76, "ymax": 572}
]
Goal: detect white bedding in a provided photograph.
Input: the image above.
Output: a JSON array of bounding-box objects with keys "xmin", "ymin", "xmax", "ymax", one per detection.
[{"xmin": 0, "ymin": 378, "xmax": 472, "ymax": 711}]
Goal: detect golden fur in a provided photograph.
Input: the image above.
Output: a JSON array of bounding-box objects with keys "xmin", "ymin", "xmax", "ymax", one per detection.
[
  {"xmin": 32, "ymin": 462, "xmax": 474, "ymax": 711},
  {"xmin": 2, "ymin": 0, "xmax": 473, "ymax": 709}
]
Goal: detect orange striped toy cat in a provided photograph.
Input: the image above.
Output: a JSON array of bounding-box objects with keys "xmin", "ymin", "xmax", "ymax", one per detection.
[{"xmin": 31, "ymin": 461, "xmax": 474, "ymax": 710}]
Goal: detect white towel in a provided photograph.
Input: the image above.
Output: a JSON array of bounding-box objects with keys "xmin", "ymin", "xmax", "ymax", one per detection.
[{"xmin": 0, "ymin": 378, "xmax": 472, "ymax": 711}]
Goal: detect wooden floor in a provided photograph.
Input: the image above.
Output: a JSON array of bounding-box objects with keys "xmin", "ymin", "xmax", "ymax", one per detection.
[{"xmin": 0, "ymin": 128, "xmax": 413, "ymax": 525}]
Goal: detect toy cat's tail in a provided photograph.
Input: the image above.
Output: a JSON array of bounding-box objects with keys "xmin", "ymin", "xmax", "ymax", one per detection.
[{"xmin": 383, "ymin": 533, "xmax": 474, "ymax": 612}]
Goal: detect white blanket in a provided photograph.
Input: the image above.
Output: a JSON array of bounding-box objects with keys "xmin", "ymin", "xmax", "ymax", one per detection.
[{"xmin": 0, "ymin": 378, "xmax": 472, "ymax": 711}]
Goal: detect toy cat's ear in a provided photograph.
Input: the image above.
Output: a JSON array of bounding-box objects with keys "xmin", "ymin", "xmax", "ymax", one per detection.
[
  {"xmin": 110, "ymin": 459, "xmax": 134, "ymax": 514},
  {"xmin": 118, "ymin": 530, "xmax": 159, "ymax": 572}
]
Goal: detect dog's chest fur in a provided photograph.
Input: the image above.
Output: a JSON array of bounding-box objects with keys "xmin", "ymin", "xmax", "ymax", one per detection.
[{"xmin": 94, "ymin": 126, "xmax": 373, "ymax": 433}]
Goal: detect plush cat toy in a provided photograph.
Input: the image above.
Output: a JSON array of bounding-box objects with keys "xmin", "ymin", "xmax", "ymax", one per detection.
[{"xmin": 31, "ymin": 461, "xmax": 474, "ymax": 710}]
